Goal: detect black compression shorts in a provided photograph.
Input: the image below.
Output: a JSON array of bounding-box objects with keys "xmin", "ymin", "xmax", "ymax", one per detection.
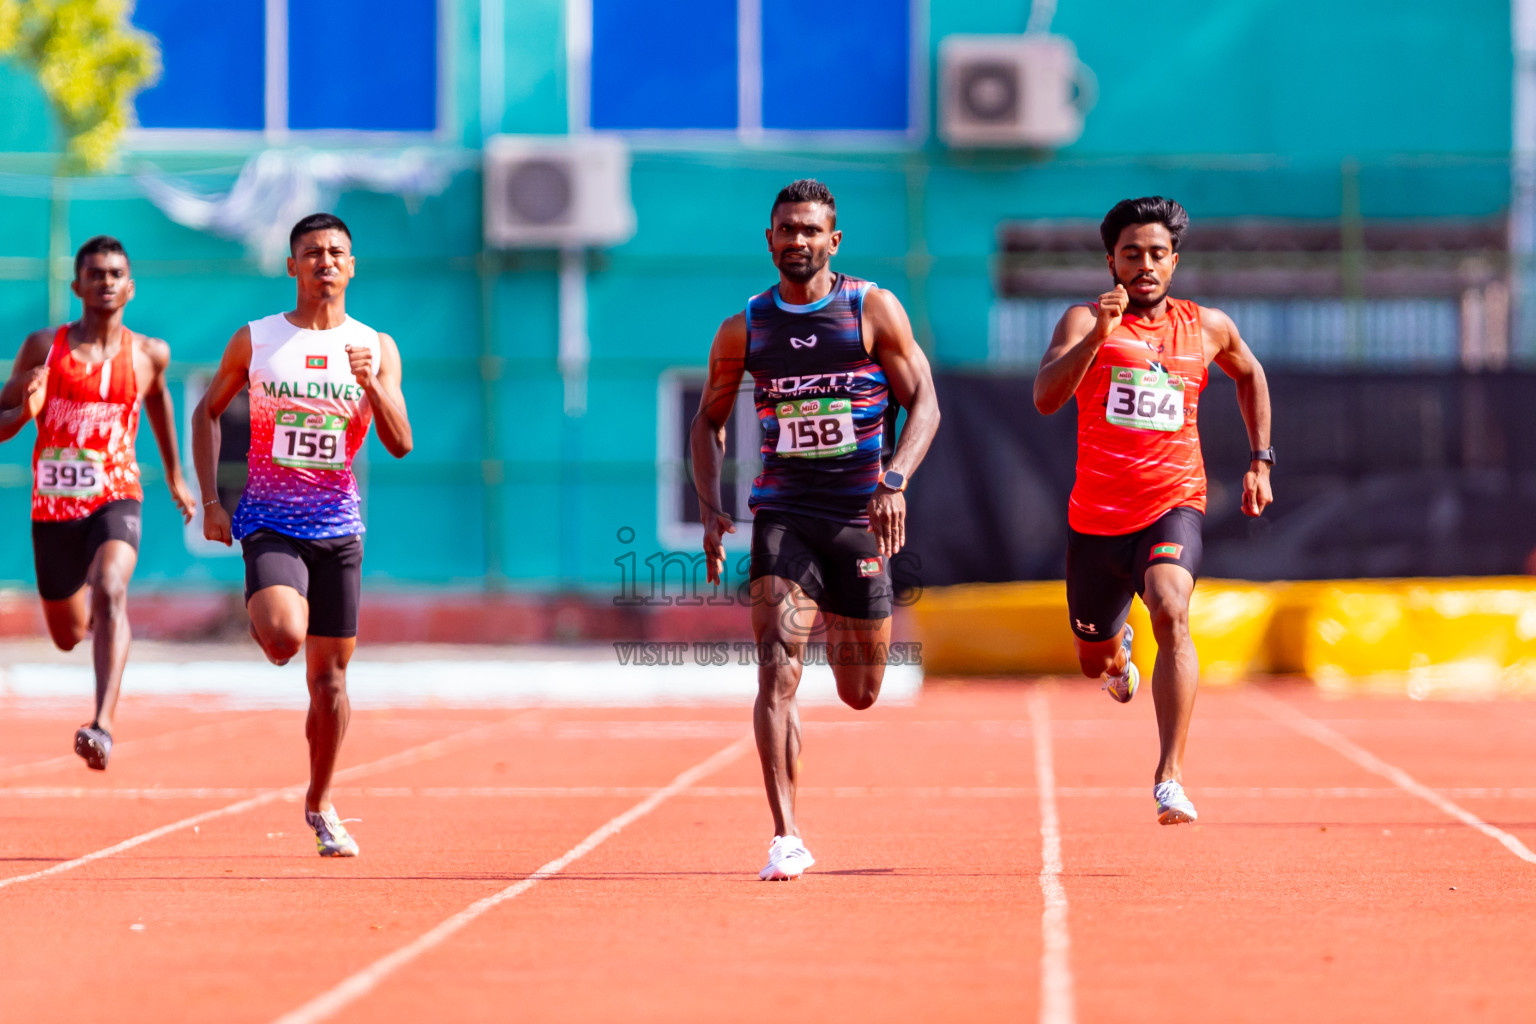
[
  {"xmin": 32, "ymin": 499, "xmax": 142, "ymax": 601},
  {"xmin": 1065, "ymin": 506, "xmax": 1203, "ymax": 642},
  {"xmin": 241, "ymin": 529, "xmax": 363, "ymax": 638},
  {"xmin": 749, "ymin": 508, "xmax": 892, "ymax": 620}
]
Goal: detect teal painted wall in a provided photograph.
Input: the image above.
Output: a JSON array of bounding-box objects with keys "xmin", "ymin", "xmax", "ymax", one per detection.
[{"xmin": 0, "ymin": 0, "xmax": 1516, "ymax": 590}]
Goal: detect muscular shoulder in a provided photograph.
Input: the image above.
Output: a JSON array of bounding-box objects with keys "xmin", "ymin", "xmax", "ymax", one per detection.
[
  {"xmin": 1192, "ymin": 303, "xmax": 1239, "ymax": 345},
  {"xmin": 713, "ymin": 311, "xmax": 748, "ymax": 353},
  {"xmin": 134, "ymin": 332, "xmax": 172, "ymax": 371},
  {"xmin": 19, "ymin": 327, "xmax": 56, "ymax": 361}
]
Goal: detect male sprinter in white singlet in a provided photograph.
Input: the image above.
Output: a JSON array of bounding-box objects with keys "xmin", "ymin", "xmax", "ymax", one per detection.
[{"xmin": 191, "ymin": 214, "xmax": 412, "ymax": 857}]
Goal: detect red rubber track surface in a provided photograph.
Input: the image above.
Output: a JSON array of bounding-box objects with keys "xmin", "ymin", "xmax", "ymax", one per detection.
[{"xmin": 0, "ymin": 682, "xmax": 1533, "ymax": 1023}]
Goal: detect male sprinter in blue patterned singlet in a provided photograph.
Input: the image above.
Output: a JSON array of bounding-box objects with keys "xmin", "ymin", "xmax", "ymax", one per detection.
[{"xmin": 692, "ymin": 180, "xmax": 942, "ymax": 880}]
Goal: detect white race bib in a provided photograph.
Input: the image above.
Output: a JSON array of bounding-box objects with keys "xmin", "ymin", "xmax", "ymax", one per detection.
[
  {"xmin": 775, "ymin": 397, "xmax": 858, "ymax": 458},
  {"xmin": 272, "ymin": 410, "xmax": 348, "ymax": 470},
  {"xmin": 35, "ymin": 447, "xmax": 106, "ymax": 497},
  {"xmin": 1105, "ymin": 367, "xmax": 1185, "ymax": 432}
]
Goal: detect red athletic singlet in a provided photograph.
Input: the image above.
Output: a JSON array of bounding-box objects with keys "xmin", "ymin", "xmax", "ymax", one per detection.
[
  {"xmin": 1068, "ymin": 297, "xmax": 1208, "ymax": 536},
  {"xmin": 30, "ymin": 325, "xmax": 143, "ymax": 522}
]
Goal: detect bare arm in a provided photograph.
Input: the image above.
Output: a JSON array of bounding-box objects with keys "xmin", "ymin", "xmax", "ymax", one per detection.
[
  {"xmin": 864, "ymin": 287, "xmax": 941, "ymax": 557},
  {"xmin": 689, "ymin": 313, "xmax": 748, "ymax": 585},
  {"xmin": 138, "ymin": 336, "xmax": 197, "ymax": 522},
  {"xmin": 0, "ymin": 331, "xmax": 54, "ymax": 443},
  {"xmin": 192, "ymin": 327, "xmax": 253, "ymax": 545},
  {"xmin": 1033, "ymin": 285, "xmax": 1129, "ymax": 415},
  {"xmin": 349, "ymin": 333, "xmax": 412, "ymax": 458},
  {"xmin": 1206, "ymin": 306, "xmax": 1273, "ymax": 517}
]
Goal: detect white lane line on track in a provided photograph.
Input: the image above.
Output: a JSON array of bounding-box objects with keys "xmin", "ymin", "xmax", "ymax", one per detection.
[
  {"xmin": 0, "ymin": 713, "xmax": 273, "ymax": 781},
  {"xmin": 1246, "ymin": 689, "xmax": 1536, "ymax": 865},
  {"xmin": 270, "ymin": 734, "xmax": 752, "ymax": 1024},
  {"xmin": 0, "ymin": 712, "xmax": 534, "ymax": 892},
  {"xmin": 1029, "ymin": 689, "xmax": 1075, "ymax": 1024}
]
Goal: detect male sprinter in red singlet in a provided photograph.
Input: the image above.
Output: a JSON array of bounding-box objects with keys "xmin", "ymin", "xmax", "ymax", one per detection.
[
  {"xmin": 0, "ymin": 236, "xmax": 196, "ymax": 769},
  {"xmin": 1034, "ymin": 197, "xmax": 1273, "ymax": 824},
  {"xmin": 692, "ymin": 179, "xmax": 941, "ymax": 880},
  {"xmin": 192, "ymin": 213, "xmax": 412, "ymax": 857}
]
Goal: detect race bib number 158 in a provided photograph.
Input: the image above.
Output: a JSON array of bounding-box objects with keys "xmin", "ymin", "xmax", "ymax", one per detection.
[
  {"xmin": 1105, "ymin": 367, "xmax": 1185, "ymax": 432},
  {"xmin": 775, "ymin": 397, "xmax": 858, "ymax": 458}
]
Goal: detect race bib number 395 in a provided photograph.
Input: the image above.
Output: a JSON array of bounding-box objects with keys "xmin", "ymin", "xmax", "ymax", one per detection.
[
  {"xmin": 35, "ymin": 447, "xmax": 106, "ymax": 497},
  {"xmin": 1105, "ymin": 367, "xmax": 1185, "ymax": 432},
  {"xmin": 273, "ymin": 410, "xmax": 349, "ymax": 470},
  {"xmin": 775, "ymin": 397, "xmax": 858, "ymax": 458}
]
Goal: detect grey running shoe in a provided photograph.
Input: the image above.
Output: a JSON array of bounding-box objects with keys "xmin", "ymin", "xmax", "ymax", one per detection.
[
  {"xmin": 1102, "ymin": 624, "xmax": 1139, "ymax": 703},
  {"xmin": 1154, "ymin": 779, "xmax": 1199, "ymax": 824},
  {"xmin": 74, "ymin": 724, "xmax": 112, "ymax": 771},
  {"xmin": 305, "ymin": 807, "xmax": 361, "ymax": 857}
]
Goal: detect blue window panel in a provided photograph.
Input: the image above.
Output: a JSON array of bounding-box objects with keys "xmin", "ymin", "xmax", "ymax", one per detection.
[
  {"xmin": 288, "ymin": 0, "xmax": 437, "ymax": 131},
  {"xmin": 591, "ymin": 0, "xmax": 737, "ymax": 130},
  {"xmin": 762, "ymin": 0, "xmax": 908, "ymax": 131},
  {"xmin": 133, "ymin": 0, "xmax": 264, "ymax": 130}
]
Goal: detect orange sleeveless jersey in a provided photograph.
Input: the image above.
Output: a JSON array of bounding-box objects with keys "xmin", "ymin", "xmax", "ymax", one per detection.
[
  {"xmin": 1068, "ymin": 297, "xmax": 1208, "ymax": 536},
  {"xmin": 31, "ymin": 325, "xmax": 143, "ymax": 521}
]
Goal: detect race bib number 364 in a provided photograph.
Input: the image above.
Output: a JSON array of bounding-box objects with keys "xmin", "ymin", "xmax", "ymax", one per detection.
[
  {"xmin": 1105, "ymin": 367, "xmax": 1185, "ymax": 432},
  {"xmin": 35, "ymin": 447, "xmax": 105, "ymax": 497},
  {"xmin": 775, "ymin": 397, "xmax": 858, "ymax": 458},
  {"xmin": 273, "ymin": 410, "xmax": 349, "ymax": 470}
]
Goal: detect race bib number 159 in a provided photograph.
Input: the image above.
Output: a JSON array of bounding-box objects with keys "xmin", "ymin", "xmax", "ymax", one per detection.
[
  {"xmin": 1105, "ymin": 367, "xmax": 1185, "ymax": 432},
  {"xmin": 273, "ymin": 410, "xmax": 349, "ymax": 470},
  {"xmin": 775, "ymin": 397, "xmax": 858, "ymax": 458}
]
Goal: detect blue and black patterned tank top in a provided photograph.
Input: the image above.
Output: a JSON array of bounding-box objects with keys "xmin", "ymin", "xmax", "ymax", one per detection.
[{"xmin": 745, "ymin": 274, "xmax": 890, "ymax": 526}]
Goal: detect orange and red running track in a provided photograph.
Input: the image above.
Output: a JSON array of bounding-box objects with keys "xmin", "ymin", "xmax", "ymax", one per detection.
[{"xmin": 1, "ymin": 679, "xmax": 1534, "ymax": 1023}]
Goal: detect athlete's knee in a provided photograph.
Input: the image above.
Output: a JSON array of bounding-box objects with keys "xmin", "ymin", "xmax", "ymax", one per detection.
[
  {"xmin": 832, "ymin": 663, "xmax": 882, "ymax": 710},
  {"xmin": 87, "ymin": 572, "xmax": 129, "ymax": 615},
  {"xmin": 307, "ymin": 667, "xmax": 348, "ymax": 703},
  {"xmin": 261, "ymin": 628, "xmax": 304, "ymax": 663},
  {"xmin": 1146, "ymin": 596, "xmax": 1190, "ymax": 642},
  {"xmin": 47, "ymin": 620, "xmax": 86, "ymax": 652}
]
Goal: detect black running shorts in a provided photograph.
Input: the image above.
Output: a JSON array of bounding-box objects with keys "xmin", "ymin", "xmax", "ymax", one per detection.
[
  {"xmin": 1065, "ymin": 506, "xmax": 1204, "ymax": 643},
  {"xmin": 31, "ymin": 499, "xmax": 142, "ymax": 601},
  {"xmin": 749, "ymin": 508, "xmax": 893, "ymax": 621},
  {"xmin": 241, "ymin": 529, "xmax": 363, "ymax": 638}
]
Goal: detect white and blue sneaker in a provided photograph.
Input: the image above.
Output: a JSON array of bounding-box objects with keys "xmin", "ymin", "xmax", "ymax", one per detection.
[
  {"xmin": 1101, "ymin": 624, "xmax": 1138, "ymax": 704},
  {"xmin": 305, "ymin": 807, "xmax": 361, "ymax": 857},
  {"xmin": 1154, "ymin": 780, "xmax": 1199, "ymax": 825},
  {"xmin": 759, "ymin": 835, "xmax": 815, "ymax": 881}
]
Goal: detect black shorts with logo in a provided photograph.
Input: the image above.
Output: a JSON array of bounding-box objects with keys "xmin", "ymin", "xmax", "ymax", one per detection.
[
  {"xmin": 1065, "ymin": 506, "xmax": 1203, "ymax": 642},
  {"xmin": 241, "ymin": 529, "xmax": 363, "ymax": 638},
  {"xmin": 32, "ymin": 499, "xmax": 142, "ymax": 601},
  {"xmin": 749, "ymin": 508, "xmax": 892, "ymax": 621}
]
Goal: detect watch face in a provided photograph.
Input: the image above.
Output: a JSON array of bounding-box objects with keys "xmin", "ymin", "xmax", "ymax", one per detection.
[{"xmin": 883, "ymin": 471, "xmax": 906, "ymax": 489}]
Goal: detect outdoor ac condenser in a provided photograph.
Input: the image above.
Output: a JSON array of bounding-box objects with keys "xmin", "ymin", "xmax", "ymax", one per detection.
[
  {"xmin": 483, "ymin": 135, "xmax": 636, "ymax": 249},
  {"xmin": 938, "ymin": 34, "xmax": 1095, "ymax": 148}
]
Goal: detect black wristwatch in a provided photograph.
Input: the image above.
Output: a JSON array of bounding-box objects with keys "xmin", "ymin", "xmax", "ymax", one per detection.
[{"xmin": 1250, "ymin": 447, "xmax": 1276, "ymax": 465}]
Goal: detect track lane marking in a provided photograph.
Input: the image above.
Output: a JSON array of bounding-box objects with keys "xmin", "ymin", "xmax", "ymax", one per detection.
[
  {"xmin": 270, "ymin": 735, "xmax": 753, "ymax": 1024},
  {"xmin": 1030, "ymin": 689, "xmax": 1075, "ymax": 1024},
  {"xmin": 0, "ymin": 712, "xmax": 535, "ymax": 891},
  {"xmin": 1246, "ymin": 689, "xmax": 1536, "ymax": 865}
]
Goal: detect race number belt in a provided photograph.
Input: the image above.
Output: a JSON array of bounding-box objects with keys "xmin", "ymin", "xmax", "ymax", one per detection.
[
  {"xmin": 775, "ymin": 397, "xmax": 857, "ymax": 458},
  {"xmin": 1105, "ymin": 366, "xmax": 1185, "ymax": 432},
  {"xmin": 35, "ymin": 446, "xmax": 106, "ymax": 497},
  {"xmin": 273, "ymin": 410, "xmax": 349, "ymax": 470}
]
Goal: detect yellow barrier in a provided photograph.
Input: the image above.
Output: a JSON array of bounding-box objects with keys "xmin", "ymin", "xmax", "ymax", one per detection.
[{"xmin": 911, "ymin": 577, "xmax": 1536, "ymax": 694}]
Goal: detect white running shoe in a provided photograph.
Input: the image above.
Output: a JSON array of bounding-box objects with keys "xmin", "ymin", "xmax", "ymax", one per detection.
[
  {"xmin": 305, "ymin": 807, "xmax": 361, "ymax": 857},
  {"xmin": 759, "ymin": 835, "xmax": 815, "ymax": 881},
  {"xmin": 1102, "ymin": 624, "xmax": 1138, "ymax": 704},
  {"xmin": 1154, "ymin": 780, "xmax": 1199, "ymax": 825}
]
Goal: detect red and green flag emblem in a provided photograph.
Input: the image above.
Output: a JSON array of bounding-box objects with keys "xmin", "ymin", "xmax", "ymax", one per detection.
[
  {"xmin": 1150, "ymin": 543, "xmax": 1183, "ymax": 560},
  {"xmin": 305, "ymin": 355, "xmax": 327, "ymax": 369}
]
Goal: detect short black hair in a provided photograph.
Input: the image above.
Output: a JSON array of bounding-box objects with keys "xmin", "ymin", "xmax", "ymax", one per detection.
[
  {"xmin": 771, "ymin": 179, "xmax": 837, "ymax": 227},
  {"xmin": 289, "ymin": 213, "xmax": 352, "ymax": 254},
  {"xmin": 1099, "ymin": 196, "xmax": 1189, "ymax": 254},
  {"xmin": 74, "ymin": 235, "xmax": 128, "ymax": 277}
]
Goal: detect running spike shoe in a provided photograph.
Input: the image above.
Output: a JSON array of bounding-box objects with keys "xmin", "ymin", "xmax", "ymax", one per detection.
[
  {"xmin": 74, "ymin": 724, "xmax": 112, "ymax": 771},
  {"xmin": 1154, "ymin": 779, "xmax": 1199, "ymax": 825},
  {"xmin": 305, "ymin": 807, "xmax": 361, "ymax": 857},
  {"xmin": 1102, "ymin": 624, "xmax": 1139, "ymax": 704},
  {"xmin": 759, "ymin": 834, "xmax": 815, "ymax": 881}
]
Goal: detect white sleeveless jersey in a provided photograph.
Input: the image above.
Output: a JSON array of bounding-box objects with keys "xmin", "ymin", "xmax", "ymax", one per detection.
[{"xmin": 232, "ymin": 313, "xmax": 378, "ymax": 540}]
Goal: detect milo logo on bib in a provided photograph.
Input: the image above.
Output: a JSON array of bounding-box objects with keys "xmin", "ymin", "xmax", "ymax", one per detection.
[
  {"xmin": 775, "ymin": 397, "xmax": 858, "ymax": 458},
  {"xmin": 1105, "ymin": 366, "xmax": 1185, "ymax": 432}
]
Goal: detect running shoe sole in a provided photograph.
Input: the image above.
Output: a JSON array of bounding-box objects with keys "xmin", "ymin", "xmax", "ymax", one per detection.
[
  {"xmin": 74, "ymin": 728, "xmax": 110, "ymax": 771},
  {"xmin": 1157, "ymin": 806, "xmax": 1197, "ymax": 825}
]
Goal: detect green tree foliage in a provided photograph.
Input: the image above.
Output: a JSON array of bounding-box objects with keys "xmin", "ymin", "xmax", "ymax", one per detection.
[{"xmin": 0, "ymin": 0, "xmax": 159, "ymax": 172}]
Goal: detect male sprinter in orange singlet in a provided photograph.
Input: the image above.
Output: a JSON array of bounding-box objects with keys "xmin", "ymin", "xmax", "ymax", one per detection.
[
  {"xmin": 0, "ymin": 235, "xmax": 197, "ymax": 769},
  {"xmin": 692, "ymin": 179, "xmax": 941, "ymax": 879},
  {"xmin": 192, "ymin": 213, "xmax": 412, "ymax": 857},
  {"xmin": 1034, "ymin": 197, "xmax": 1273, "ymax": 824}
]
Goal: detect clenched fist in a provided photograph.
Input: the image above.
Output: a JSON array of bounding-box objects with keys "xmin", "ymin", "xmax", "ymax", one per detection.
[
  {"xmin": 1094, "ymin": 284, "xmax": 1129, "ymax": 341},
  {"xmin": 345, "ymin": 345, "xmax": 376, "ymax": 391}
]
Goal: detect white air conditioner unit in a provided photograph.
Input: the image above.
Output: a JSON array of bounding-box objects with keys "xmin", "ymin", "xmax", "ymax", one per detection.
[
  {"xmin": 939, "ymin": 34, "xmax": 1095, "ymax": 149},
  {"xmin": 483, "ymin": 135, "xmax": 636, "ymax": 249}
]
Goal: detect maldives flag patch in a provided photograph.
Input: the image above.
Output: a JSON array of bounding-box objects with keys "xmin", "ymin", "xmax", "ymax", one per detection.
[
  {"xmin": 305, "ymin": 355, "xmax": 327, "ymax": 369},
  {"xmin": 856, "ymin": 556, "xmax": 883, "ymax": 578},
  {"xmin": 1150, "ymin": 543, "xmax": 1183, "ymax": 560}
]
